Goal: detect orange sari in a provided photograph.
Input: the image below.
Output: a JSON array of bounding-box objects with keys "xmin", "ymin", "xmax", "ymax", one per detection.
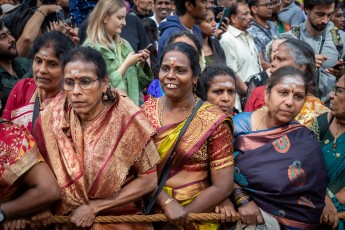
[{"xmin": 34, "ymin": 92, "xmax": 160, "ymax": 230}]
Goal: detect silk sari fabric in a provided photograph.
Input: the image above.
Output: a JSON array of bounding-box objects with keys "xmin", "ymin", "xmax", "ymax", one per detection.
[
  {"xmin": 2, "ymin": 78, "xmax": 56, "ymax": 132},
  {"xmin": 310, "ymin": 112, "xmax": 345, "ymax": 229},
  {"xmin": 0, "ymin": 119, "xmax": 43, "ymax": 203},
  {"xmin": 34, "ymin": 91, "xmax": 160, "ymax": 229},
  {"xmin": 142, "ymin": 98, "xmax": 234, "ymax": 230},
  {"xmin": 233, "ymin": 112, "xmax": 328, "ymax": 229}
]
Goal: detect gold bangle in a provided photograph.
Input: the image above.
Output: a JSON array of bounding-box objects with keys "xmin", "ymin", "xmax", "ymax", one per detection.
[
  {"xmin": 162, "ymin": 198, "xmax": 174, "ymax": 209},
  {"xmin": 36, "ymin": 9, "xmax": 47, "ymax": 17}
]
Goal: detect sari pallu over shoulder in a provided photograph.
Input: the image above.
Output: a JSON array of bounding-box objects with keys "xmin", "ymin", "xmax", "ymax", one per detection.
[
  {"xmin": 142, "ymin": 99, "xmax": 234, "ymax": 178},
  {"xmin": 234, "ymin": 123, "xmax": 328, "ymax": 229},
  {"xmin": 35, "ymin": 92, "xmax": 157, "ymax": 216}
]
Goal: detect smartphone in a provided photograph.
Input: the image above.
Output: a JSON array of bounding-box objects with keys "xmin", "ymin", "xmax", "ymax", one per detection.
[
  {"xmin": 333, "ymin": 62, "xmax": 345, "ymax": 70},
  {"xmin": 212, "ymin": 6, "xmax": 224, "ymax": 22},
  {"xmin": 145, "ymin": 43, "xmax": 153, "ymax": 49},
  {"xmin": 56, "ymin": 9, "xmax": 65, "ymax": 23},
  {"xmin": 218, "ymin": 8, "xmax": 231, "ymax": 30}
]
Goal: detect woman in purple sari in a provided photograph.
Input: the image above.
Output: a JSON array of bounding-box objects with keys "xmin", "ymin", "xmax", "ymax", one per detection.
[{"xmin": 226, "ymin": 67, "xmax": 328, "ymax": 229}]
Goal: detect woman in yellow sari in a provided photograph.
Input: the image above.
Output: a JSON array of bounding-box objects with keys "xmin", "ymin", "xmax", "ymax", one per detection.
[
  {"xmin": 142, "ymin": 42, "xmax": 234, "ymax": 229},
  {"xmin": 33, "ymin": 47, "xmax": 159, "ymax": 229}
]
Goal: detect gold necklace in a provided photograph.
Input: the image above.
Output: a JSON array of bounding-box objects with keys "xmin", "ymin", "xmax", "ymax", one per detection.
[
  {"xmin": 159, "ymin": 96, "xmax": 198, "ymax": 126},
  {"xmin": 255, "ymin": 111, "xmax": 267, "ymax": 131},
  {"xmin": 333, "ymin": 121, "xmax": 341, "ymax": 150},
  {"xmin": 37, "ymin": 91, "xmax": 43, "ymax": 109}
]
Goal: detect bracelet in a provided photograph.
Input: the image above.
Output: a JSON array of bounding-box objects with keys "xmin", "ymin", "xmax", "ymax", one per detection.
[
  {"xmin": 162, "ymin": 198, "xmax": 174, "ymax": 210},
  {"xmin": 230, "ymin": 188, "xmax": 252, "ymax": 208},
  {"xmin": 36, "ymin": 9, "xmax": 47, "ymax": 17}
]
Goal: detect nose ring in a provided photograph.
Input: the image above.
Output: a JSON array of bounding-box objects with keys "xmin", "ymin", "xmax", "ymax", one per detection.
[{"xmin": 44, "ymin": 70, "xmax": 48, "ymax": 74}]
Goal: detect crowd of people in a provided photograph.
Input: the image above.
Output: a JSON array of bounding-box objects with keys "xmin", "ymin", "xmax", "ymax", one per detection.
[{"xmin": 0, "ymin": 0, "xmax": 344, "ymax": 229}]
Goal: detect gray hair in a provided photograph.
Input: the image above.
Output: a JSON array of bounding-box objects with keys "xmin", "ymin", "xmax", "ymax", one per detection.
[{"xmin": 278, "ymin": 38, "xmax": 316, "ymax": 94}]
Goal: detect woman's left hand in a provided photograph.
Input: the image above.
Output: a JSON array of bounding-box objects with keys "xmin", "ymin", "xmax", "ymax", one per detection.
[
  {"xmin": 138, "ymin": 49, "xmax": 150, "ymax": 63},
  {"xmin": 215, "ymin": 198, "xmax": 238, "ymax": 223},
  {"xmin": 70, "ymin": 203, "xmax": 97, "ymax": 228},
  {"xmin": 321, "ymin": 195, "xmax": 339, "ymax": 229}
]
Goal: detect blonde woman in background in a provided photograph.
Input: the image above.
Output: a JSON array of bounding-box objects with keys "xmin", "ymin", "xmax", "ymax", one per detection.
[{"xmin": 83, "ymin": 0, "xmax": 153, "ymax": 105}]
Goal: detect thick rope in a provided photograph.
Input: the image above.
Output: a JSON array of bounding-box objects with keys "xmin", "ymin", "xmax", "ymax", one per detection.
[
  {"xmin": 52, "ymin": 213, "xmax": 238, "ymax": 224},
  {"xmin": 51, "ymin": 212, "xmax": 344, "ymax": 224}
]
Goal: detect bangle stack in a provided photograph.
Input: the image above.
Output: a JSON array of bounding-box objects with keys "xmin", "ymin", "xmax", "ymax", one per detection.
[
  {"xmin": 230, "ymin": 188, "xmax": 252, "ymax": 208},
  {"xmin": 36, "ymin": 9, "xmax": 47, "ymax": 17},
  {"xmin": 162, "ymin": 198, "xmax": 174, "ymax": 210}
]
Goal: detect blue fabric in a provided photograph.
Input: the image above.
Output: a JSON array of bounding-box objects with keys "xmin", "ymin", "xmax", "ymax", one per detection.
[
  {"xmin": 234, "ymin": 122, "xmax": 328, "ymax": 227},
  {"xmin": 147, "ymin": 79, "xmax": 164, "ymax": 98},
  {"xmin": 233, "ymin": 112, "xmax": 252, "ymax": 137},
  {"xmin": 157, "ymin": 16, "xmax": 202, "ymax": 60}
]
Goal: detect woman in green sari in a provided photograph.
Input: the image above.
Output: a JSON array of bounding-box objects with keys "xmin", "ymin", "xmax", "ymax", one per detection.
[{"xmin": 310, "ymin": 75, "xmax": 345, "ymax": 229}]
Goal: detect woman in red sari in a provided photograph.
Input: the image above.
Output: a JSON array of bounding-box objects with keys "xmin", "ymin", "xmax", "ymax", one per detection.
[
  {"xmin": 0, "ymin": 117, "xmax": 61, "ymax": 229},
  {"xmin": 142, "ymin": 42, "xmax": 234, "ymax": 229},
  {"xmin": 34, "ymin": 47, "xmax": 159, "ymax": 229},
  {"xmin": 2, "ymin": 31, "xmax": 74, "ymax": 133}
]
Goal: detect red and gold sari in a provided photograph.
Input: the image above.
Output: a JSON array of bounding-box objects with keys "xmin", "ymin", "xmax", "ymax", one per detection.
[
  {"xmin": 142, "ymin": 98, "xmax": 234, "ymax": 229},
  {"xmin": 2, "ymin": 78, "xmax": 55, "ymax": 132},
  {"xmin": 34, "ymin": 92, "xmax": 160, "ymax": 230},
  {"xmin": 0, "ymin": 119, "xmax": 43, "ymax": 203}
]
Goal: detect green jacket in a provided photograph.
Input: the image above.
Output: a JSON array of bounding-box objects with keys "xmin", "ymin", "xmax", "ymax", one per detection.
[{"xmin": 84, "ymin": 39, "xmax": 153, "ymax": 105}]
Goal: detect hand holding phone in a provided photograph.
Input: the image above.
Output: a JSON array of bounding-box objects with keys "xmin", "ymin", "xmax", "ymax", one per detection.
[
  {"xmin": 333, "ymin": 62, "xmax": 345, "ymax": 70},
  {"xmin": 56, "ymin": 9, "xmax": 65, "ymax": 23}
]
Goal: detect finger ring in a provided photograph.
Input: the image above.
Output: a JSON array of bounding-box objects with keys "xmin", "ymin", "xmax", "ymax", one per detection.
[{"xmin": 324, "ymin": 214, "xmax": 328, "ymax": 218}]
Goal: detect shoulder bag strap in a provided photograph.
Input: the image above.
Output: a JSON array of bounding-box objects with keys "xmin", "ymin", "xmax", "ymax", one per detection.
[
  {"xmin": 31, "ymin": 95, "xmax": 40, "ymax": 133},
  {"xmin": 144, "ymin": 100, "xmax": 204, "ymax": 214}
]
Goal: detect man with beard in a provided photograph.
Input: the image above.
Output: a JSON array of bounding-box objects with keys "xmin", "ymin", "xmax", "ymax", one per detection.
[
  {"xmin": 288, "ymin": 0, "xmax": 345, "ymax": 105},
  {"xmin": 131, "ymin": 0, "xmax": 154, "ymax": 19},
  {"xmin": 158, "ymin": 0, "xmax": 209, "ymax": 57},
  {"xmin": 248, "ymin": 0, "xmax": 279, "ymax": 70},
  {"xmin": 149, "ymin": 0, "xmax": 173, "ymax": 27},
  {"xmin": 0, "ymin": 21, "xmax": 31, "ymax": 115}
]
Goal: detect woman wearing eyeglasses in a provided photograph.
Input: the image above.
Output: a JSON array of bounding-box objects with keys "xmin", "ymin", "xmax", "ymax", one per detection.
[
  {"xmin": 33, "ymin": 47, "xmax": 159, "ymax": 229},
  {"xmin": 310, "ymin": 75, "xmax": 345, "ymax": 229},
  {"xmin": 2, "ymin": 31, "xmax": 74, "ymax": 133}
]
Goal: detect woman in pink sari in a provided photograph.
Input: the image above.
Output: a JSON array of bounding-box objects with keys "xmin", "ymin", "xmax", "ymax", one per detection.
[{"xmin": 2, "ymin": 31, "xmax": 74, "ymax": 133}]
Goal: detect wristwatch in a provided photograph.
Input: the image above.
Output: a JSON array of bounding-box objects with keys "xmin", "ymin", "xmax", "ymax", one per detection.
[{"xmin": 0, "ymin": 206, "xmax": 5, "ymax": 223}]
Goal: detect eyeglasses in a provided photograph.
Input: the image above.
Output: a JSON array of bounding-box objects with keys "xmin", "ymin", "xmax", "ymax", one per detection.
[
  {"xmin": 331, "ymin": 85, "xmax": 345, "ymax": 96},
  {"xmin": 64, "ymin": 78, "xmax": 99, "ymax": 91},
  {"xmin": 256, "ymin": 2, "xmax": 273, "ymax": 8},
  {"xmin": 271, "ymin": 0, "xmax": 281, "ymax": 5}
]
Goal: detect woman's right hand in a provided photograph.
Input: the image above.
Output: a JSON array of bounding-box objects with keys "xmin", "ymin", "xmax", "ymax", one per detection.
[
  {"xmin": 123, "ymin": 52, "xmax": 145, "ymax": 68},
  {"xmin": 163, "ymin": 199, "xmax": 190, "ymax": 227},
  {"xmin": 238, "ymin": 200, "xmax": 263, "ymax": 225},
  {"xmin": 215, "ymin": 198, "xmax": 238, "ymax": 223},
  {"xmin": 321, "ymin": 195, "xmax": 339, "ymax": 229}
]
